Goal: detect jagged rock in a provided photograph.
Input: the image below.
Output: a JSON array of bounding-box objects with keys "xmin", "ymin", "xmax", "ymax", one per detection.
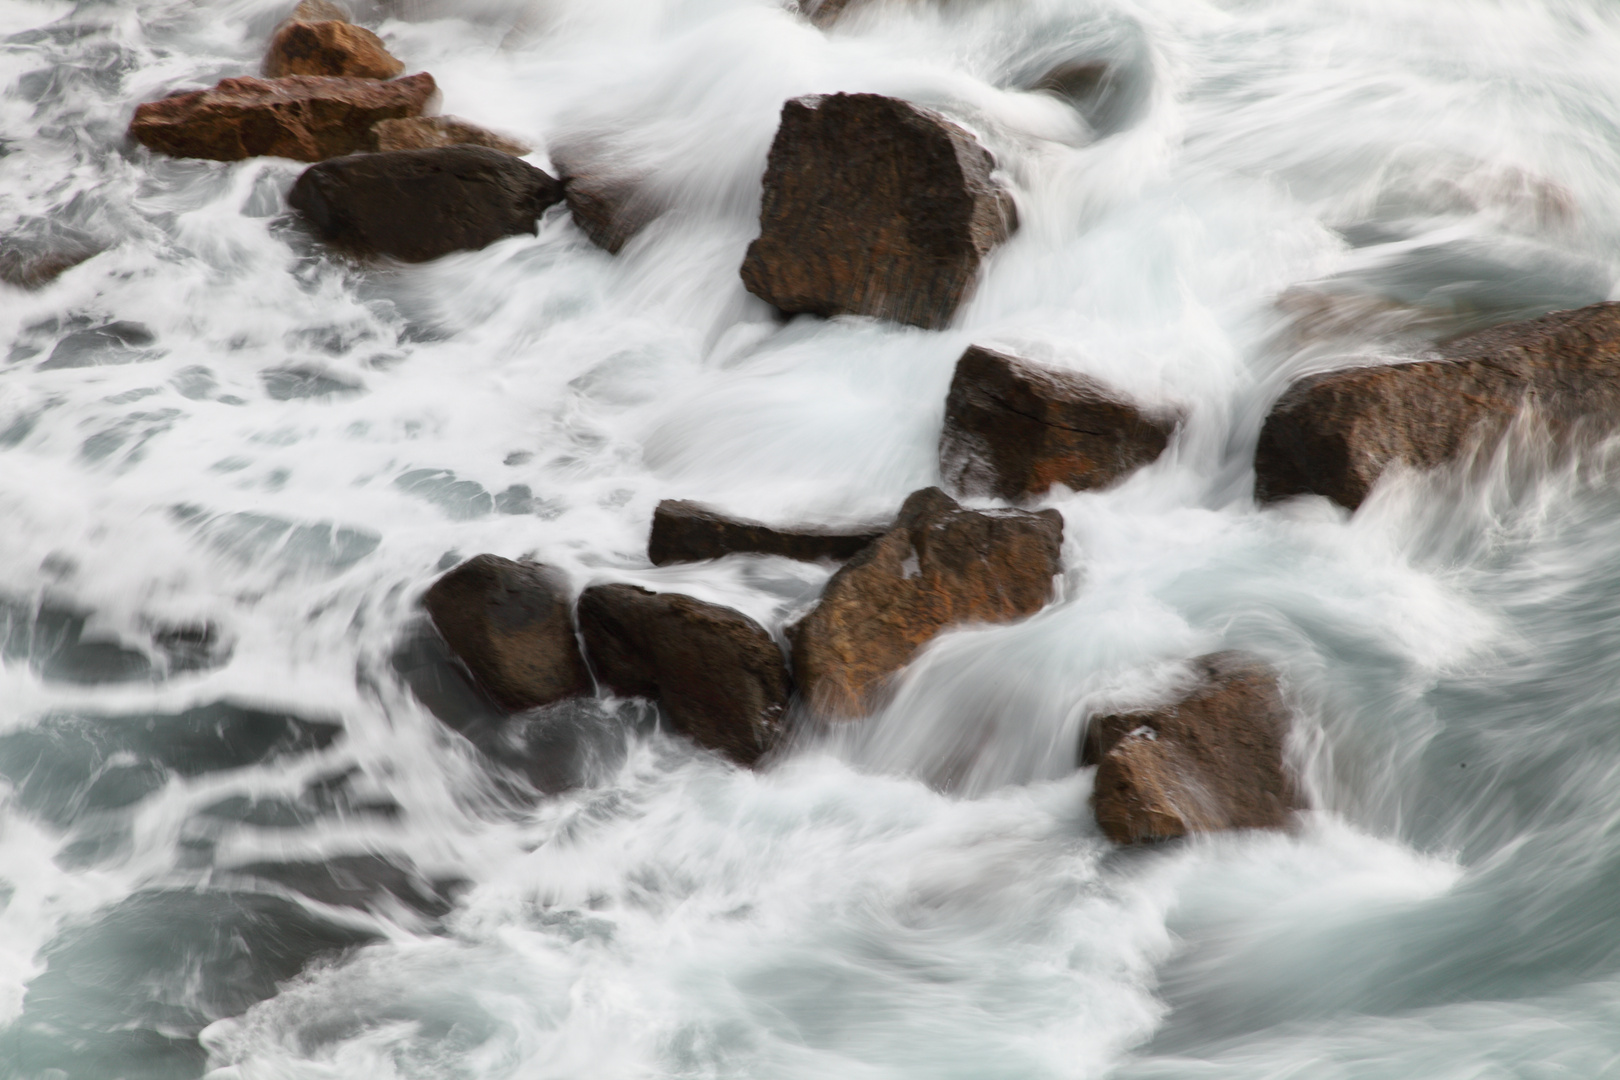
[
  {"xmin": 648, "ymin": 499, "xmax": 885, "ymax": 566},
  {"xmin": 289, "ymin": 145, "xmax": 563, "ymax": 262},
  {"xmin": 1255, "ymin": 302, "xmax": 1620, "ymax": 510},
  {"xmin": 576, "ymin": 584, "xmax": 788, "ymax": 765},
  {"xmin": 740, "ymin": 93, "xmax": 1017, "ymax": 330},
  {"xmin": 129, "ymin": 73, "xmax": 436, "ymax": 163},
  {"xmin": 423, "ymin": 555, "xmax": 590, "ymax": 713},
  {"xmin": 940, "ymin": 345, "xmax": 1178, "ymax": 501},
  {"xmin": 372, "ymin": 115, "xmax": 530, "ymax": 155},
  {"xmin": 263, "ymin": 19, "xmax": 404, "ymax": 80},
  {"xmin": 1081, "ymin": 653, "xmax": 1300, "ymax": 844},
  {"xmin": 788, "ymin": 487, "xmax": 1063, "ymax": 716}
]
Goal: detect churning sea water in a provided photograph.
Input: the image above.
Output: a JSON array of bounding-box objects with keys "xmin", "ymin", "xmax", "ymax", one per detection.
[{"xmin": 4, "ymin": 0, "xmax": 1620, "ymax": 1076}]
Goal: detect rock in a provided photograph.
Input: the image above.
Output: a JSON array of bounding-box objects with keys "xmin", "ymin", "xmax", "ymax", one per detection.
[
  {"xmin": 1255, "ymin": 302, "xmax": 1620, "ymax": 510},
  {"xmin": 940, "ymin": 345, "xmax": 1178, "ymax": 501},
  {"xmin": 423, "ymin": 555, "xmax": 591, "ymax": 713},
  {"xmin": 788, "ymin": 487, "xmax": 1063, "ymax": 716},
  {"xmin": 289, "ymin": 146, "xmax": 563, "ymax": 262},
  {"xmin": 262, "ymin": 19, "xmax": 404, "ymax": 80},
  {"xmin": 0, "ymin": 223, "xmax": 105, "ymax": 289},
  {"xmin": 1081, "ymin": 653, "xmax": 1300, "ymax": 844},
  {"xmin": 795, "ymin": 0, "xmax": 854, "ymax": 26},
  {"xmin": 648, "ymin": 499, "xmax": 886, "ymax": 566},
  {"xmin": 548, "ymin": 146, "xmax": 662, "ymax": 254},
  {"xmin": 372, "ymin": 115, "xmax": 530, "ymax": 155},
  {"xmin": 289, "ymin": 0, "xmax": 351, "ymax": 20},
  {"xmin": 740, "ymin": 93, "xmax": 1017, "ymax": 330},
  {"xmin": 128, "ymin": 72, "xmax": 437, "ymax": 163},
  {"xmin": 576, "ymin": 584, "xmax": 788, "ymax": 765}
]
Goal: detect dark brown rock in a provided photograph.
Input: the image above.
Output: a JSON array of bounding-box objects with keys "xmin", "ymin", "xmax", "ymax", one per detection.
[
  {"xmin": 423, "ymin": 555, "xmax": 590, "ymax": 713},
  {"xmin": 548, "ymin": 146, "xmax": 663, "ymax": 255},
  {"xmin": 129, "ymin": 73, "xmax": 437, "ymax": 163},
  {"xmin": 788, "ymin": 487, "xmax": 1063, "ymax": 716},
  {"xmin": 372, "ymin": 115, "xmax": 530, "ymax": 156},
  {"xmin": 263, "ymin": 20, "xmax": 404, "ymax": 80},
  {"xmin": 1255, "ymin": 302, "xmax": 1620, "ymax": 510},
  {"xmin": 795, "ymin": 0, "xmax": 855, "ymax": 27},
  {"xmin": 289, "ymin": 145, "xmax": 563, "ymax": 262},
  {"xmin": 1082, "ymin": 653, "xmax": 1300, "ymax": 844},
  {"xmin": 576, "ymin": 584, "xmax": 788, "ymax": 765},
  {"xmin": 648, "ymin": 500, "xmax": 885, "ymax": 566},
  {"xmin": 740, "ymin": 93, "xmax": 1017, "ymax": 330},
  {"xmin": 940, "ymin": 345, "xmax": 1178, "ymax": 501}
]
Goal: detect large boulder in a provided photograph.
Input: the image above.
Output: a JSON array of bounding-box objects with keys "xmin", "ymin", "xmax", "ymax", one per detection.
[
  {"xmin": 289, "ymin": 146, "xmax": 563, "ymax": 262},
  {"xmin": 372, "ymin": 115, "xmax": 530, "ymax": 156},
  {"xmin": 740, "ymin": 93, "xmax": 1017, "ymax": 330},
  {"xmin": 129, "ymin": 73, "xmax": 436, "ymax": 163},
  {"xmin": 648, "ymin": 499, "xmax": 885, "ymax": 566},
  {"xmin": 940, "ymin": 345, "xmax": 1178, "ymax": 501},
  {"xmin": 262, "ymin": 19, "xmax": 404, "ymax": 80},
  {"xmin": 1081, "ymin": 653, "xmax": 1300, "ymax": 844},
  {"xmin": 788, "ymin": 487, "xmax": 1063, "ymax": 716},
  {"xmin": 1255, "ymin": 302, "xmax": 1620, "ymax": 510},
  {"xmin": 423, "ymin": 555, "xmax": 591, "ymax": 713},
  {"xmin": 576, "ymin": 584, "xmax": 788, "ymax": 765}
]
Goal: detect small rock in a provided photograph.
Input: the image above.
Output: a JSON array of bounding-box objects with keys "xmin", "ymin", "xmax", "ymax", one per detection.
[
  {"xmin": 940, "ymin": 345, "xmax": 1178, "ymax": 501},
  {"xmin": 289, "ymin": 0, "xmax": 351, "ymax": 20},
  {"xmin": 0, "ymin": 223, "xmax": 105, "ymax": 290},
  {"xmin": 794, "ymin": 0, "xmax": 854, "ymax": 26},
  {"xmin": 372, "ymin": 115, "xmax": 530, "ymax": 156},
  {"xmin": 128, "ymin": 72, "xmax": 437, "ymax": 163},
  {"xmin": 262, "ymin": 20, "xmax": 404, "ymax": 80},
  {"xmin": 740, "ymin": 93, "xmax": 1017, "ymax": 330},
  {"xmin": 576, "ymin": 584, "xmax": 788, "ymax": 765},
  {"xmin": 648, "ymin": 499, "xmax": 885, "ymax": 566},
  {"xmin": 289, "ymin": 145, "xmax": 563, "ymax": 262},
  {"xmin": 788, "ymin": 487, "xmax": 1063, "ymax": 716},
  {"xmin": 423, "ymin": 555, "xmax": 591, "ymax": 713},
  {"xmin": 1082, "ymin": 653, "xmax": 1300, "ymax": 844},
  {"xmin": 549, "ymin": 146, "xmax": 662, "ymax": 254}
]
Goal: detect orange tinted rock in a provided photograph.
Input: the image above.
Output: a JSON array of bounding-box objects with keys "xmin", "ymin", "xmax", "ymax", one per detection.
[
  {"xmin": 263, "ymin": 19, "xmax": 404, "ymax": 80},
  {"xmin": 371, "ymin": 115, "xmax": 529, "ymax": 156}
]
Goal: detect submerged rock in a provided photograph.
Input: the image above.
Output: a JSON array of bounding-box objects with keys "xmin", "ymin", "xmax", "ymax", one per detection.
[
  {"xmin": 794, "ymin": 0, "xmax": 855, "ymax": 26},
  {"xmin": 128, "ymin": 72, "xmax": 436, "ymax": 163},
  {"xmin": 648, "ymin": 499, "xmax": 885, "ymax": 566},
  {"xmin": 1255, "ymin": 302, "xmax": 1620, "ymax": 510},
  {"xmin": 549, "ymin": 145, "xmax": 662, "ymax": 254},
  {"xmin": 940, "ymin": 345, "xmax": 1178, "ymax": 501},
  {"xmin": 0, "ymin": 222, "xmax": 105, "ymax": 289},
  {"xmin": 227, "ymin": 854, "xmax": 466, "ymax": 918},
  {"xmin": 788, "ymin": 487, "xmax": 1063, "ymax": 716},
  {"xmin": 1082, "ymin": 653, "xmax": 1300, "ymax": 844},
  {"xmin": 262, "ymin": 19, "xmax": 403, "ymax": 80},
  {"xmin": 372, "ymin": 115, "xmax": 530, "ymax": 155},
  {"xmin": 577, "ymin": 583, "xmax": 788, "ymax": 765},
  {"xmin": 740, "ymin": 93, "xmax": 1017, "ymax": 330},
  {"xmin": 289, "ymin": 146, "xmax": 563, "ymax": 262}
]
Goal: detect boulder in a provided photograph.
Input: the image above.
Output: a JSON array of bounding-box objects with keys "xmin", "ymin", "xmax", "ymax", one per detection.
[
  {"xmin": 549, "ymin": 147, "xmax": 662, "ymax": 254},
  {"xmin": 423, "ymin": 555, "xmax": 591, "ymax": 713},
  {"xmin": 940, "ymin": 345, "xmax": 1178, "ymax": 501},
  {"xmin": 289, "ymin": 146, "xmax": 563, "ymax": 262},
  {"xmin": 788, "ymin": 487, "xmax": 1063, "ymax": 716},
  {"xmin": 372, "ymin": 115, "xmax": 530, "ymax": 156},
  {"xmin": 1255, "ymin": 302, "xmax": 1620, "ymax": 510},
  {"xmin": 129, "ymin": 73, "xmax": 436, "ymax": 163},
  {"xmin": 648, "ymin": 499, "xmax": 885, "ymax": 566},
  {"xmin": 1081, "ymin": 653, "xmax": 1300, "ymax": 844},
  {"xmin": 262, "ymin": 20, "xmax": 404, "ymax": 80},
  {"xmin": 740, "ymin": 93, "xmax": 1017, "ymax": 330},
  {"xmin": 576, "ymin": 584, "xmax": 788, "ymax": 765}
]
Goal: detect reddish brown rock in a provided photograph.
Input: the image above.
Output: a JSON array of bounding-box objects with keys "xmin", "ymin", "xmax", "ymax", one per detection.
[
  {"xmin": 648, "ymin": 500, "xmax": 885, "ymax": 566},
  {"xmin": 577, "ymin": 584, "xmax": 788, "ymax": 765},
  {"xmin": 263, "ymin": 20, "xmax": 404, "ymax": 80},
  {"xmin": 372, "ymin": 115, "xmax": 530, "ymax": 156},
  {"xmin": 1082, "ymin": 653, "xmax": 1300, "ymax": 844},
  {"xmin": 128, "ymin": 73, "xmax": 436, "ymax": 163},
  {"xmin": 424, "ymin": 555, "xmax": 590, "ymax": 713},
  {"xmin": 788, "ymin": 487, "xmax": 1063, "ymax": 716},
  {"xmin": 1255, "ymin": 302, "xmax": 1620, "ymax": 510},
  {"xmin": 940, "ymin": 345, "xmax": 1179, "ymax": 501},
  {"xmin": 740, "ymin": 93, "xmax": 1017, "ymax": 330}
]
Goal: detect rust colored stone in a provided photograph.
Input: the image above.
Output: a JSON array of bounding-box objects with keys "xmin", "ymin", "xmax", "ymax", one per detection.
[
  {"xmin": 372, "ymin": 115, "xmax": 530, "ymax": 156},
  {"xmin": 648, "ymin": 500, "xmax": 885, "ymax": 566},
  {"xmin": 263, "ymin": 19, "xmax": 404, "ymax": 80}
]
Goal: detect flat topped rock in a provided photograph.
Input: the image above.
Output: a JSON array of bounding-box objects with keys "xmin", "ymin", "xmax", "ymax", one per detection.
[
  {"xmin": 263, "ymin": 19, "xmax": 403, "ymax": 80},
  {"xmin": 648, "ymin": 499, "xmax": 886, "ymax": 566},
  {"xmin": 372, "ymin": 115, "xmax": 530, "ymax": 156},
  {"xmin": 740, "ymin": 93, "xmax": 1016, "ymax": 330}
]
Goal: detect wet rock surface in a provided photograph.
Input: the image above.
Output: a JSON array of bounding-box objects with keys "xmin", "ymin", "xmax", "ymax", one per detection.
[
  {"xmin": 740, "ymin": 92, "xmax": 1016, "ymax": 330},
  {"xmin": 940, "ymin": 345, "xmax": 1178, "ymax": 500},
  {"xmin": 1255, "ymin": 301, "xmax": 1620, "ymax": 510},
  {"xmin": 262, "ymin": 19, "xmax": 403, "ymax": 80},
  {"xmin": 789, "ymin": 487, "xmax": 1063, "ymax": 716},
  {"xmin": 289, "ymin": 145, "xmax": 563, "ymax": 261},
  {"xmin": 372, "ymin": 114, "xmax": 530, "ymax": 155},
  {"xmin": 648, "ymin": 499, "xmax": 886, "ymax": 565},
  {"xmin": 1082, "ymin": 652, "xmax": 1300, "ymax": 844},
  {"xmin": 0, "ymin": 221, "xmax": 105, "ymax": 289},
  {"xmin": 1, "ymin": 596, "xmax": 230, "ymax": 684},
  {"xmin": 551, "ymin": 155, "xmax": 662, "ymax": 254}
]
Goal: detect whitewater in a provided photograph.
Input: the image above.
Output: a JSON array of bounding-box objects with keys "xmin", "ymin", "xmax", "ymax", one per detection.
[{"xmin": 4, "ymin": 0, "xmax": 1620, "ymax": 1076}]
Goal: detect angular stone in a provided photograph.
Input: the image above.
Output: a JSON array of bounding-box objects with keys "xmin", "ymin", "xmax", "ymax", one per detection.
[
  {"xmin": 1082, "ymin": 653, "xmax": 1300, "ymax": 844},
  {"xmin": 788, "ymin": 487, "xmax": 1063, "ymax": 716},
  {"xmin": 549, "ymin": 146, "xmax": 662, "ymax": 255},
  {"xmin": 648, "ymin": 499, "xmax": 885, "ymax": 566},
  {"xmin": 263, "ymin": 20, "xmax": 404, "ymax": 80},
  {"xmin": 1255, "ymin": 302, "xmax": 1620, "ymax": 510},
  {"xmin": 289, "ymin": 146, "xmax": 563, "ymax": 262},
  {"xmin": 372, "ymin": 115, "xmax": 530, "ymax": 156},
  {"xmin": 740, "ymin": 93, "xmax": 1016, "ymax": 330},
  {"xmin": 129, "ymin": 73, "xmax": 436, "ymax": 163},
  {"xmin": 940, "ymin": 345, "xmax": 1178, "ymax": 501},
  {"xmin": 423, "ymin": 555, "xmax": 590, "ymax": 713},
  {"xmin": 576, "ymin": 584, "xmax": 788, "ymax": 765}
]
